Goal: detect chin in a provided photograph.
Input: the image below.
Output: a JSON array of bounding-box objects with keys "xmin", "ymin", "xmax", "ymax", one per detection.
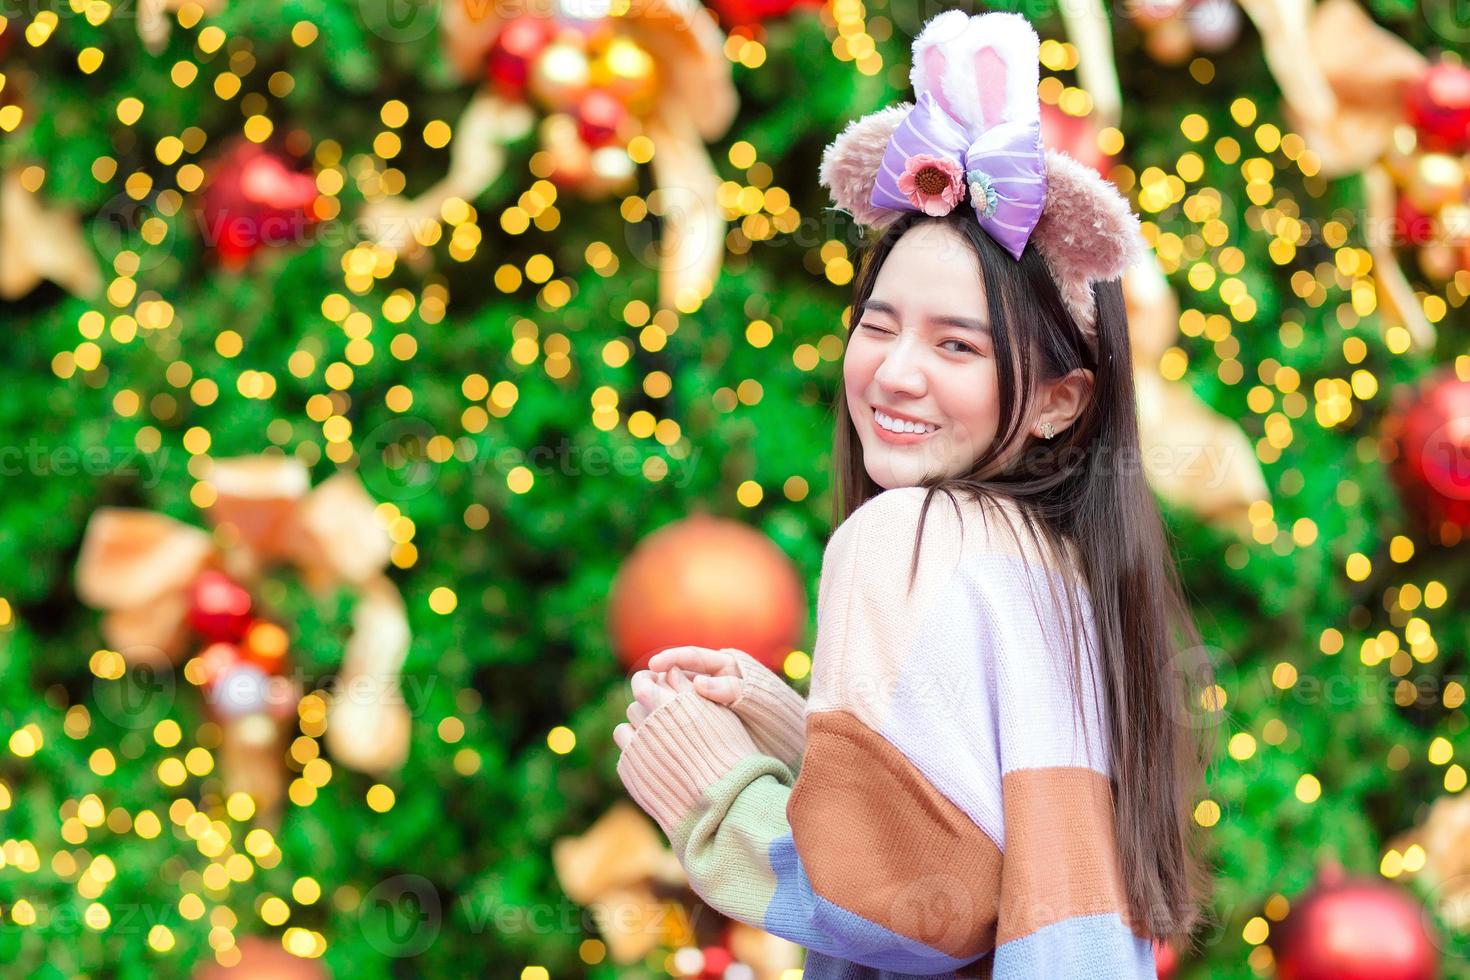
[{"xmin": 862, "ymin": 447, "xmax": 946, "ymax": 489}]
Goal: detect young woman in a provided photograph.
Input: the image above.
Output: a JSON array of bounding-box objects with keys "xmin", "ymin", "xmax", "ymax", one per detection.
[{"xmin": 613, "ymin": 11, "xmax": 1215, "ymax": 978}]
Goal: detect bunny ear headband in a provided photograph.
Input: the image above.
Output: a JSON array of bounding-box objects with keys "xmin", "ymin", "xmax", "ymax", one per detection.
[{"xmin": 818, "ymin": 10, "xmax": 1145, "ymax": 336}]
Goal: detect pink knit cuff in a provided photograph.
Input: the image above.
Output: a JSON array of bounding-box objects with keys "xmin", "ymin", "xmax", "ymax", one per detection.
[
  {"xmin": 727, "ymin": 649, "xmax": 807, "ymax": 771},
  {"xmin": 616, "ymin": 689, "xmax": 761, "ymax": 837}
]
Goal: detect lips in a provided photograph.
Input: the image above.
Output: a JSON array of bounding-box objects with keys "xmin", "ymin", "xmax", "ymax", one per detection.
[{"xmin": 871, "ymin": 405, "xmax": 941, "ymax": 444}]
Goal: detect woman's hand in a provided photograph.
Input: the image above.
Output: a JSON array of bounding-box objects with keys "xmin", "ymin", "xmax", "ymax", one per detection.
[
  {"xmin": 612, "ymin": 664, "xmax": 695, "ymax": 752},
  {"xmin": 645, "ymin": 646, "xmax": 744, "ymax": 704}
]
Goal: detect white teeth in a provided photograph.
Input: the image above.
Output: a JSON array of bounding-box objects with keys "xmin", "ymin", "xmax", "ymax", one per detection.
[{"xmin": 875, "ymin": 410, "xmax": 937, "ymax": 435}]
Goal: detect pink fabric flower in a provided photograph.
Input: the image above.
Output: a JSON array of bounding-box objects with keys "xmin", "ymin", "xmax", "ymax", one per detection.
[{"xmin": 895, "ymin": 153, "xmax": 965, "ymax": 216}]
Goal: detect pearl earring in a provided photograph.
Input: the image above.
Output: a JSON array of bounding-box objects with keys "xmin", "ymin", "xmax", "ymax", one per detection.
[{"xmin": 1040, "ymin": 421, "xmax": 1055, "ymax": 439}]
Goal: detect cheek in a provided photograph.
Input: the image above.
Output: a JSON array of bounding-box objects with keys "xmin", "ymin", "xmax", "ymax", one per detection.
[
  {"xmin": 842, "ymin": 342, "xmax": 881, "ymax": 399},
  {"xmin": 934, "ymin": 361, "xmax": 1000, "ymax": 441}
]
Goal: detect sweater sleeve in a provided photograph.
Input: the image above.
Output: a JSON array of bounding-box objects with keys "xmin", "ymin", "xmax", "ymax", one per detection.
[
  {"xmin": 616, "ymin": 487, "xmax": 1155, "ymax": 977},
  {"xmin": 723, "ymin": 647, "xmax": 807, "ymax": 773}
]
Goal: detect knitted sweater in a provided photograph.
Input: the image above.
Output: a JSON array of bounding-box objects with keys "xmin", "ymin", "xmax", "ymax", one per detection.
[{"xmin": 616, "ymin": 486, "xmax": 1157, "ymax": 978}]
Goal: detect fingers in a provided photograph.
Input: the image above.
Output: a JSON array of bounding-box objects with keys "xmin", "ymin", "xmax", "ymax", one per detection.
[
  {"xmin": 626, "ymin": 698, "xmax": 649, "ymax": 728},
  {"xmin": 646, "ymin": 646, "xmax": 739, "ymax": 678},
  {"xmin": 630, "ymin": 669, "xmax": 675, "ymax": 715},
  {"xmin": 618, "ymin": 662, "xmax": 738, "ymax": 756},
  {"xmin": 666, "ymin": 666, "xmax": 695, "ymax": 693},
  {"xmin": 693, "ymin": 674, "xmax": 741, "ymax": 705}
]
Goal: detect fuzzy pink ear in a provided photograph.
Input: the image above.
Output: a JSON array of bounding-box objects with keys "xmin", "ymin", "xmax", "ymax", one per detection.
[
  {"xmin": 817, "ymin": 104, "xmax": 911, "ymax": 229},
  {"xmin": 1031, "ymin": 149, "xmax": 1146, "ymax": 330}
]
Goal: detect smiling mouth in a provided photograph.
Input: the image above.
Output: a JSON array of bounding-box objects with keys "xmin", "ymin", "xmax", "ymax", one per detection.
[{"xmin": 871, "ymin": 406, "xmax": 942, "ymax": 439}]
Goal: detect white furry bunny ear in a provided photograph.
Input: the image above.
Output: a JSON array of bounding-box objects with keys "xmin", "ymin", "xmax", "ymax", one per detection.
[{"xmin": 910, "ymin": 10, "xmax": 1040, "ymax": 131}]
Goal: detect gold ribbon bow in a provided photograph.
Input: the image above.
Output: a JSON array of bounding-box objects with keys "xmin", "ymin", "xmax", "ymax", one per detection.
[{"xmin": 75, "ymin": 456, "xmax": 412, "ymax": 816}]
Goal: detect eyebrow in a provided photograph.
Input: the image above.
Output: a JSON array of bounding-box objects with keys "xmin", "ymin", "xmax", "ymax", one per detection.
[{"xmin": 861, "ymin": 300, "xmax": 990, "ymax": 335}]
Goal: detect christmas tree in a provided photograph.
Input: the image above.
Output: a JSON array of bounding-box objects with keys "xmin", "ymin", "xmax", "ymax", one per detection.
[{"xmin": 2, "ymin": 0, "xmax": 1469, "ymax": 977}]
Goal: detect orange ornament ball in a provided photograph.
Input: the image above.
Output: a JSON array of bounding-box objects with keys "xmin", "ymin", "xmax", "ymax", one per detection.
[
  {"xmin": 608, "ymin": 514, "xmax": 806, "ymax": 674},
  {"xmin": 192, "ymin": 936, "xmax": 329, "ymax": 980}
]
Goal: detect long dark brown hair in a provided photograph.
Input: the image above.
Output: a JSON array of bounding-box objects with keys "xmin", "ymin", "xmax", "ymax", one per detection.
[{"xmin": 833, "ymin": 208, "xmax": 1218, "ymax": 952}]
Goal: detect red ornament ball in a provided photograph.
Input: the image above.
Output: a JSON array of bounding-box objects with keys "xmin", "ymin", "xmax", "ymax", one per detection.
[
  {"xmin": 1385, "ymin": 369, "xmax": 1470, "ymax": 537},
  {"xmin": 188, "ymin": 570, "xmax": 253, "ymax": 643},
  {"xmin": 608, "ymin": 514, "xmax": 807, "ymax": 674},
  {"xmin": 705, "ymin": 0, "xmax": 824, "ymax": 31},
  {"xmin": 1271, "ymin": 863, "xmax": 1439, "ymax": 980},
  {"xmin": 241, "ymin": 619, "xmax": 290, "ymax": 673},
  {"xmin": 486, "ymin": 15, "xmax": 560, "ymax": 98},
  {"xmin": 1041, "ymin": 101, "xmax": 1114, "ymax": 178},
  {"xmin": 1153, "ymin": 937, "xmax": 1178, "ymax": 979},
  {"xmin": 699, "ymin": 944, "xmax": 734, "ymax": 977},
  {"xmin": 575, "ymin": 89, "xmax": 628, "ymax": 149},
  {"xmin": 1407, "ymin": 60, "xmax": 1470, "ymax": 154},
  {"xmin": 196, "ymin": 140, "xmax": 320, "ymax": 268},
  {"xmin": 1396, "ymin": 195, "xmax": 1437, "ymax": 247}
]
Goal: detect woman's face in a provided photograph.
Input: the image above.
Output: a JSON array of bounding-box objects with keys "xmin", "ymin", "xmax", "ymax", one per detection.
[{"xmin": 844, "ymin": 221, "xmax": 1002, "ymax": 489}]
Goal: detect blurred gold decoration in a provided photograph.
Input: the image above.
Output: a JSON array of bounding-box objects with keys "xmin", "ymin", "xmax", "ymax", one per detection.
[
  {"xmin": 1124, "ymin": 251, "xmax": 1271, "ymax": 536},
  {"xmin": 552, "ymin": 801, "xmax": 688, "ymax": 964},
  {"xmin": 1258, "ymin": 0, "xmax": 1426, "ymax": 178},
  {"xmin": 1259, "ymin": 0, "xmax": 1437, "ymax": 350},
  {"xmin": 527, "ymin": 37, "xmax": 593, "ymax": 110},
  {"xmin": 370, "ymin": 1, "xmax": 738, "ymax": 311},
  {"xmin": 552, "ymin": 802, "xmax": 802, "ymax": 974},
  {"xmin": 356, "ymin": 92, "xmax": 536, "ymax": 256},
  {"xmin": 323, "ymin": 576, "xmax": 412, "ymax": 774},
  {"xmin": 1056, "ymin": 0, "xmax": 1123, "ymax": 131},
  {"xmin": 137, "ymin": 0, "xmax": 225, "ymax": 55},
  {"xmin": 590, "ymin": 34, "xmax": 660, "ymax": 115},
  {"xmin": 1403, "ymin": 153, "xmax": 1466, "ymax": 214},
  {"xmin": 1387, "ymin": 792, "xmax": 1470, "ymax": 930},
  {"xmin": 0, "ymin": 170, "xmax": 103, "ymax": 300},
  {"xmin": 75, "ymin": 510, "xmax": 216, "ymax": 664},
  {"xmin": 75, "ymin": 456, "xmax": 411, "ymax": 818},
  {"xmin": 727, "ymin": 921, "xmax": 805, "ymax": 980}
]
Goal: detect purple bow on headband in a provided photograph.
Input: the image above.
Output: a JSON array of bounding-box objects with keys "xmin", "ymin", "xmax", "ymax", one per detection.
[{"xmin": 869, "ymin": 89, "xmax": 1047, "ymax": 260}]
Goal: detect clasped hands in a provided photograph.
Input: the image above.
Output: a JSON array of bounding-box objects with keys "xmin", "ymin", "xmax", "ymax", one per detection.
[{"xmin": 612, "ymin": 646, "xmax": 745, "ymax": 752}]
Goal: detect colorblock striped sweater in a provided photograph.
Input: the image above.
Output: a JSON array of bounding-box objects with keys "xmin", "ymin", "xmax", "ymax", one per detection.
[{"xmin": 616, "ymin": 486, "xmax": 1157, "ymax": 978}]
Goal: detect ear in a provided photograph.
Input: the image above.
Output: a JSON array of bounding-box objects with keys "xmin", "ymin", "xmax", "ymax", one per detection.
[
  {"xmin": 911, "ymin": 11, "xmax": 1040, "ymax": 131},
  {"xmin": 1038, "ymin": 368, "xmax": 1095, "ymax": 436},
  {"xmin": 1031, "ymin": 149, "xmax": 1146, "ymax": 329},
  {"xmin": 818, "ymin": 103, "xmax": 912, "ymax": 228}
]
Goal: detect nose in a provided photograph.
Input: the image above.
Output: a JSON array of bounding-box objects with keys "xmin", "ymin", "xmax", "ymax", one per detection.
[{"xmin": 872, "ymin": 333, "xmax": 927, "ymax": 399}]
